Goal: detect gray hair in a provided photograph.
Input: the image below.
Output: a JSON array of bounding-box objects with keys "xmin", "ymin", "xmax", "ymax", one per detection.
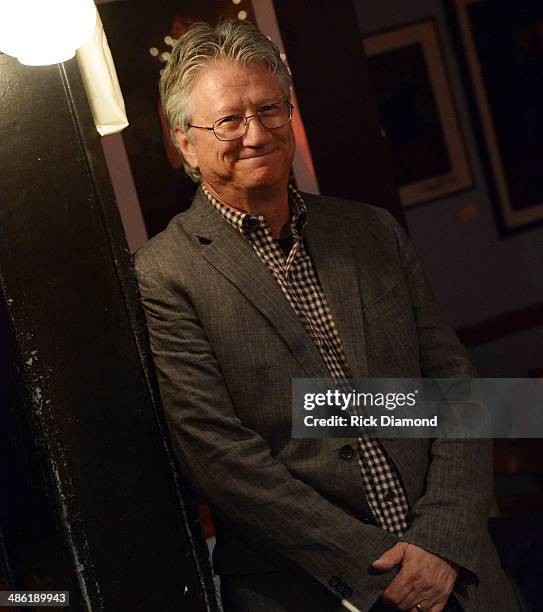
[{"xmin": 159, "ymin": 19, "xmax": 292, "ymax": 182}]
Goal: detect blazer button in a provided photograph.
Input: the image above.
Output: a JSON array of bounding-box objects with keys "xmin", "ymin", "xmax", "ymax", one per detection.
[
  {"xmin": 339, "ymin": 445, "xmax": 355, "ymax": 460},
  {"xmin": 342, "ymin": 585, "xmax": 353, "ymax": 598},
  {"xmin": 329, "ymin": 576, "xmax": 341, "ymax": 588}
]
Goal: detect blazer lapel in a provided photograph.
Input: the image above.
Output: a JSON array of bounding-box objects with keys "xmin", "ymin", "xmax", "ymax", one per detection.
[
  {"xmin": 183, "ymin": 190, "xmax": 330, "ymax": 379},
  {"xmin": 304, "ymin": 196, "xmax": 368, "ymax": 379}
]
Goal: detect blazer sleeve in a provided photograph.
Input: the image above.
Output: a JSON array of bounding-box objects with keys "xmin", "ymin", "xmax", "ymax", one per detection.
[
  {"xmin": 134, "ymin": 261, "xmax": 398, "ymax": 612},
  {"xmin": 384, "ymin": 212, "xmax": 493, "ymax": 583}
]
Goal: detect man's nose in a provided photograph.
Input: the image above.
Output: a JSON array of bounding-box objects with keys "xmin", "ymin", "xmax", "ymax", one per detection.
[{"xmin": 242, "ymin": 115, "xmax": 272, "ymax": 146}]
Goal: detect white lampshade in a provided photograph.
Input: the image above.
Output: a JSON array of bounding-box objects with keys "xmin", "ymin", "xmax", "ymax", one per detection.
[{"xmin": 0, "ymin": 0, "xmax": 97, "ymax": 66}]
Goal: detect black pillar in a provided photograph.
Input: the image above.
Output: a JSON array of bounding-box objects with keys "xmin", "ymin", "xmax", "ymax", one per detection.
[
  {"xmin": 0, "ymin": 54, "xmax": 218, "ymax": 611},
  {"xmin": 273, "ymin": 0, "xmax": 406, "ymax": 227}
]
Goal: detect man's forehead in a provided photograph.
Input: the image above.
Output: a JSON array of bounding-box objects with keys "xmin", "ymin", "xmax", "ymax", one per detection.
[{"xmin": 192, "ymin": 61, "xmax": 283, "ymax": 111}]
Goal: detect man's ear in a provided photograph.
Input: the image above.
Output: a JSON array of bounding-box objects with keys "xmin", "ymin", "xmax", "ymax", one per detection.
[{"xmin": 174, "ymin": 128, "xmax": 199, "ymax": 170}]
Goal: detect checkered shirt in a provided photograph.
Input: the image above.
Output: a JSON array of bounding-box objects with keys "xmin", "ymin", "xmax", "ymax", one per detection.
[{"xmin": 202, "ymin": 184, "xmax": 409, "ymax": 536}]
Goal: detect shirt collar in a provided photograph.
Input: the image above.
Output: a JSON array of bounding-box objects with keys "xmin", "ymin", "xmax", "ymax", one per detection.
[{"xmin": 202, "ymin": 183, "xmax": 307, "ymax": 240}]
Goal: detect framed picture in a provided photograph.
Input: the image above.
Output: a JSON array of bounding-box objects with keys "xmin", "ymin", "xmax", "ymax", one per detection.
[
  {"xmin": 363, "ymin": 20, "xmax": 473, "ymax": 208},
  {"xmin": 451, "ymin": 0, "xmax": 543, "ymax": 233}
]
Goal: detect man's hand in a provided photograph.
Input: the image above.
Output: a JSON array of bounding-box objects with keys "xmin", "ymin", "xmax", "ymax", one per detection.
[{"xmin": 371, "ymin": 542, "xmax": 458, "ymax": 611}]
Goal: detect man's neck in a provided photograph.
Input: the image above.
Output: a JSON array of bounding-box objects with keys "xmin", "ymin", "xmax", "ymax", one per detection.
[{"xmin": 203, "ymin": 181, "xmax": 290, "ymax": 239}]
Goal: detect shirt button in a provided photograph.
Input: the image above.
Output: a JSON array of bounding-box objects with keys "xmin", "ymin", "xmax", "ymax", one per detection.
[
  {"xmin": 383, "ymin": 489, "xmax": 397, "ymax": 502},
  {"xmin": 244, "ymin": 217, "xmax": 259, "ymax": 231},
  {"xmin": 339, "ymin": 445, "xmax": 355, "ymax": 460},
  {"xmin": 321, "ymin": 339, "xmax": 331, "ymax": 352}
]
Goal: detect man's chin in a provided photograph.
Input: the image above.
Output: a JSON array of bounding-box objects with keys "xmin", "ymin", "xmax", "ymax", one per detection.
[{"xmin": 243, "ymin": 170, "xmax": 287, "ymax": 191}]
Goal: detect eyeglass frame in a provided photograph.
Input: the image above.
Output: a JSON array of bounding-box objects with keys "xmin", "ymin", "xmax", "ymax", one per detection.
[{"xmin": 187, "ymin": 100, "xmax": 294, "ymax": 142}]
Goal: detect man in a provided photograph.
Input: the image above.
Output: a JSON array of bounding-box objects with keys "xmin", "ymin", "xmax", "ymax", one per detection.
[{"xmin": 135, "ymin": 19, "xmax": 518, "ymax": 612}]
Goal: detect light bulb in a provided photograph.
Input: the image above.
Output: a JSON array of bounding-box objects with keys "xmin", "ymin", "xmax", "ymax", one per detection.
[{"xmin": 0, "ymin": 0, "xmax": 97, "ymax": 66}]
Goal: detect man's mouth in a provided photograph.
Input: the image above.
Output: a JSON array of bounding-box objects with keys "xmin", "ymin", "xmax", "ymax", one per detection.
[{"xmin": 239, "ymin": 147, "xmax": 280, "ymax": 160}]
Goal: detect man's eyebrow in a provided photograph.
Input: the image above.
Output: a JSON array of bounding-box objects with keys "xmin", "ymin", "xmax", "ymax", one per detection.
[
  {"xmin": 213, "ymin": 97, "xmax": 284, "ymax": 117},
  {"xmin": 257, "ymin": 98, "xmax": 284, "ymax": 106},
  {"xmin": 213, "ymin": 105, "xmax": 242, "ymax": 116}
]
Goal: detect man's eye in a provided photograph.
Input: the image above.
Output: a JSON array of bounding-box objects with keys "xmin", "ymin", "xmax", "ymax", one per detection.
[
  {"xmin": 216, "ymin": 115, "xmax": 242, "ymax": 126},
  {"xmin": 260, "ymin": 104, "xmax": 281, "ymax": 115}
]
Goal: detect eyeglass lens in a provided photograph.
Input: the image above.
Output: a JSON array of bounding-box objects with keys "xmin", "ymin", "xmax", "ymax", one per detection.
[{"xmin": 214, "ymin": 102, "xmax": 292, "ymax": 141}]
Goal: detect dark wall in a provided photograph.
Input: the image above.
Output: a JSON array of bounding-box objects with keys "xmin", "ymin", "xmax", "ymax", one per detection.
[{"xmin": 355, "ymin": 0, "xmax": 543, "ymax": 376}]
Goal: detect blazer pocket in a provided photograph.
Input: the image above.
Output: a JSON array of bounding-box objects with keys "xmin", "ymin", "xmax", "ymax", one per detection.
[{"xmin": 363, "ymin": 280, "xmax": 407, "ymax": 326}]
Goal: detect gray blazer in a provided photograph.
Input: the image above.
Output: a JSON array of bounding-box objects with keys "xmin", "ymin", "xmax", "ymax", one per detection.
[{"xmin": 135, "ymin": 189, "xmax": 518, "ymax": 612}]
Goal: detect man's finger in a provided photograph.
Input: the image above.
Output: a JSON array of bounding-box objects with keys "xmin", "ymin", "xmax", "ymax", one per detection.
[
  {"xmin": 428, "ymin": 599, "xmax": 449, "ymax": 612},
  {"xmin": 371, "ymin": 542, "xmax": 407, "ymax": 571},
  {"xmin": 381, "ymin": 566, "xmax": 421, "ymax": 605},
  {"xmin": 410, "ymin": 596, "xmax": 449, "ymax": 612},
  {"xmin": 398, "ymin": 585, "xmax": 435, "ymax": 610}
]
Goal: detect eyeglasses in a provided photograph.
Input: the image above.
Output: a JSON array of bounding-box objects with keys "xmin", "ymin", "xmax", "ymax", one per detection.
[{"xmin": 188, "ymin": 101, "xmax": 294, "ymax": 142}]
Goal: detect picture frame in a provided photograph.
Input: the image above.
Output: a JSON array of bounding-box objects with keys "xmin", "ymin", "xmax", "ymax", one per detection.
[
  {"xmin": 451, "ymin": 0, "xmax": 543, "ymax": 233},
  {"xmin": 363, "ymin": 19, "xmax": 473, "ymax": 208}
]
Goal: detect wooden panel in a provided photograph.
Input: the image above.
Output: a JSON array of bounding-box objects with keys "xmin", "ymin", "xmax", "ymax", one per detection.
[{"xmin": 457, "ymin": 302, "xmax": 543, "ymax": 347}]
